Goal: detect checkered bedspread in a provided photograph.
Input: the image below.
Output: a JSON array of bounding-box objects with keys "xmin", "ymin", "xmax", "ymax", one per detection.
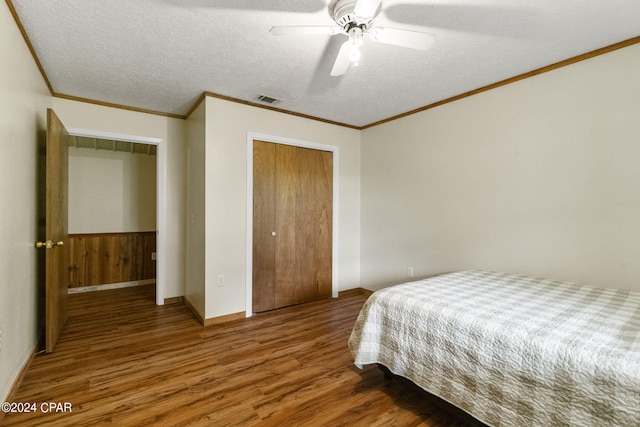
[{"xmin": 348, "ymin": 270, "xmax": 640, "ymax": 426}]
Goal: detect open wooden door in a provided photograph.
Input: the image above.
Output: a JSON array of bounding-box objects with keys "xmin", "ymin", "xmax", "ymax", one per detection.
[{"xmin": 36, "ymin": 109, "xmax": 70, "ymax": 353}]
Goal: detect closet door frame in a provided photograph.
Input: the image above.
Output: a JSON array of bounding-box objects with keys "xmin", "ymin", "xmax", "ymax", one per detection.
[{"xmin": 246, "ymin": 132, "xmax": 339, "ymax": 317}]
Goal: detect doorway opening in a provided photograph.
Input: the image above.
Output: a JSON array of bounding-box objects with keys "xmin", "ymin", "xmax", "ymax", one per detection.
[{"xmin": 66, "ymin": 128, "xmax": 166, "ymax": 305}]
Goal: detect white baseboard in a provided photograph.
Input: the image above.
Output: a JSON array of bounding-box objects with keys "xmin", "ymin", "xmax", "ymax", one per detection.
[{"xmin": 68, "ymin": 279, "xmax": 156, "ymax": 294}]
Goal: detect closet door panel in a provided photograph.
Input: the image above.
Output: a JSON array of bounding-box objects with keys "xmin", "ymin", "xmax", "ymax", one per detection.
[
  {"xmin": 315, "ymin": 150, "xmax": 333, "ymax": 298},
  {"xmin": 274, "ymin": 144, "xmax": 298, "ymax": 309},
  {"xmin": 252, "ymin": 141, "xmax": 276, "ymax": 312},
  {"xmin": 295, "ymin": 147, "xmax": 319, "ymax": 304}
]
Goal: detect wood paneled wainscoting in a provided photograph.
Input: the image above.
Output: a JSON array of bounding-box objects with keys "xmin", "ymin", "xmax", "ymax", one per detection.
[{"xmin": 68, "ymin": 232, "xmax": 156, "ymax": 288}]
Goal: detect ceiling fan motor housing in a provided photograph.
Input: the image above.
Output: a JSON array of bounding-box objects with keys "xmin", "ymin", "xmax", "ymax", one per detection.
[{"xmin": 330, "ymin": 0, "xmax": 375, "ymax": 31}]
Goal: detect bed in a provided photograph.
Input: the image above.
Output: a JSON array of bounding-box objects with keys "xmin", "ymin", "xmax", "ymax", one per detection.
[{"xmin": 348, "ymin": 270, "xmax": 640, "ymax": 427}]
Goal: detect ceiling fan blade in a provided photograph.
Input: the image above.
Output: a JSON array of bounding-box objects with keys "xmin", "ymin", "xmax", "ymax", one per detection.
[
  {"xmin": 368, "ymin": 27, "xmax": 436, "ymax": 50},
  {"xmin": 330, "ymin": 41, "xmax": 352, "ymax": 76},
  {"xmin": 354, "ymin": 0, "xmax": 382, "ymax": 18},
  {"xmin": 270, "ymin": 26, "xmax": 341, "ymax": 36}
]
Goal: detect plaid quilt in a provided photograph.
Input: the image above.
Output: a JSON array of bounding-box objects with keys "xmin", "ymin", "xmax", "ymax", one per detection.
[{"xmin": 348, "ymin": 270, "xmax": 640, "ymax": 426}]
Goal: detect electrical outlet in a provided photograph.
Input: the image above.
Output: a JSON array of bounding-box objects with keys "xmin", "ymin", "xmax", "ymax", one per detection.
[
  {"xmin": 407, "ymin": 267, "xmax": 414, "ymax": 278},
  {"xmin": 217, "ymin": 274, "xmax": 224, "ymax": 287}
]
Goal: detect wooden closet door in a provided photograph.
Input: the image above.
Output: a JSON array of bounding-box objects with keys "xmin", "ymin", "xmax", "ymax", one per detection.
[
  {"xmin": 253, "ymin": 141, "xmax": 332, "ymax": 312},
  {"xmin": 252, "ymin": 141, "xmax": 276, "ymax": 312}
]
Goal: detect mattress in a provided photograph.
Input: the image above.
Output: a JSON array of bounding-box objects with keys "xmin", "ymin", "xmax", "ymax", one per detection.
[{"xmin": 348, "ymin": 270, "xmax": 640, "ymax": 426}]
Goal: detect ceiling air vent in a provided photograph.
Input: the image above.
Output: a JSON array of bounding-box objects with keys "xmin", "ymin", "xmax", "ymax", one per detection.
[{"xmin": 255, "ymin": 94, "xmax": 281, "ymax": 105}]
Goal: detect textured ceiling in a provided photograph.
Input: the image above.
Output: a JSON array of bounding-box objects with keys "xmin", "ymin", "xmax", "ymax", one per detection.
[{"xmin": 9, "ymin": 0, "xmax": 640, "ymax": 128}]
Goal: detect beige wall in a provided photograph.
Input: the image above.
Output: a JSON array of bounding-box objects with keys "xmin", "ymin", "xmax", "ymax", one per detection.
[
  {"xmin": 361, "ymin": 43, "xmax": 640, "ymax": 292},
  {"xmin": 52, "ymin": 98, "xmax": 187, "ymax": 298},
  {"xmin": 0, "ymin": 2, "xmax": 52, "ymax": 401},
  {"xmin": 185, "ymin": 101, "xmax": 206, "ymax": 317},
  {"xmin": 69, "ymin": 147, "xmax": 157, "ymax": 234},
  {"xmin": 203, "ymin": 96, "xmax": 361, "ymax": 319}
]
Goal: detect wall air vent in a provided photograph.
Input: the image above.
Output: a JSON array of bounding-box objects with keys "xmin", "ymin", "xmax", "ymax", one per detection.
[{"xmin": 255, "ymin": 94, "xmax": 282, "ymax": 105}]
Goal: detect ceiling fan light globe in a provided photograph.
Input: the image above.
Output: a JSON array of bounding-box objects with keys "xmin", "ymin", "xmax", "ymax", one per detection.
[{"xmin": 348, "ymin": 26, "xmax": 364, "ymax": 47}]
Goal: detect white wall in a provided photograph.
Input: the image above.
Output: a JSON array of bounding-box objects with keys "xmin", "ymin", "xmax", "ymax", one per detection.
[
  {"xmin": 69, "ymin": 147, "xmax": 157, "ymax": 233},
  {"xmin": 203, "ymin": 96, "xmax": 361, "ymax": 319},
  {"xmin": 185, "ymin": 101, "xmax": 206, "ymax": 317},
  {"xmin": 361, "ymin": 43, "xmax": 640, "ymax": 292},
  {"xmin": 0, "ymin": 2, "xmax": 52, "ymax": 401},
  {"xmin": 52, "ymin": 98, "xmax": 187, "ymax": 298}
]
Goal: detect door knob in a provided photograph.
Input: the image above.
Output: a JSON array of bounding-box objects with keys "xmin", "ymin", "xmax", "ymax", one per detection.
[
  {"xmin": 271, "ymin": 231, "xmax": 276, "ymax": 236},
  {"xmin": 35, "ymin": 240, "xmax": 64, "ymax": 249}
]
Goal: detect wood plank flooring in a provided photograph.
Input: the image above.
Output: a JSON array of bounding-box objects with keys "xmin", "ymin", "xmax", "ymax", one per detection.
[{"xmin": 3, "ymin": 285, "xmax": 475, "ymax": 426}]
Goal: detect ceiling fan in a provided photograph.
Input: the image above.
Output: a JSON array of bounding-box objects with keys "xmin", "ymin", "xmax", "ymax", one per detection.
[{"xmin": 270, "ymin": 0, "xmax": 435, "ymax": 76}]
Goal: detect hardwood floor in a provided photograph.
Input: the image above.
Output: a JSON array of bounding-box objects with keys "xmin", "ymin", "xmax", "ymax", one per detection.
[{"xmin": 3, "ymin": 285, "xmax": 475, "ymax": 426}]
